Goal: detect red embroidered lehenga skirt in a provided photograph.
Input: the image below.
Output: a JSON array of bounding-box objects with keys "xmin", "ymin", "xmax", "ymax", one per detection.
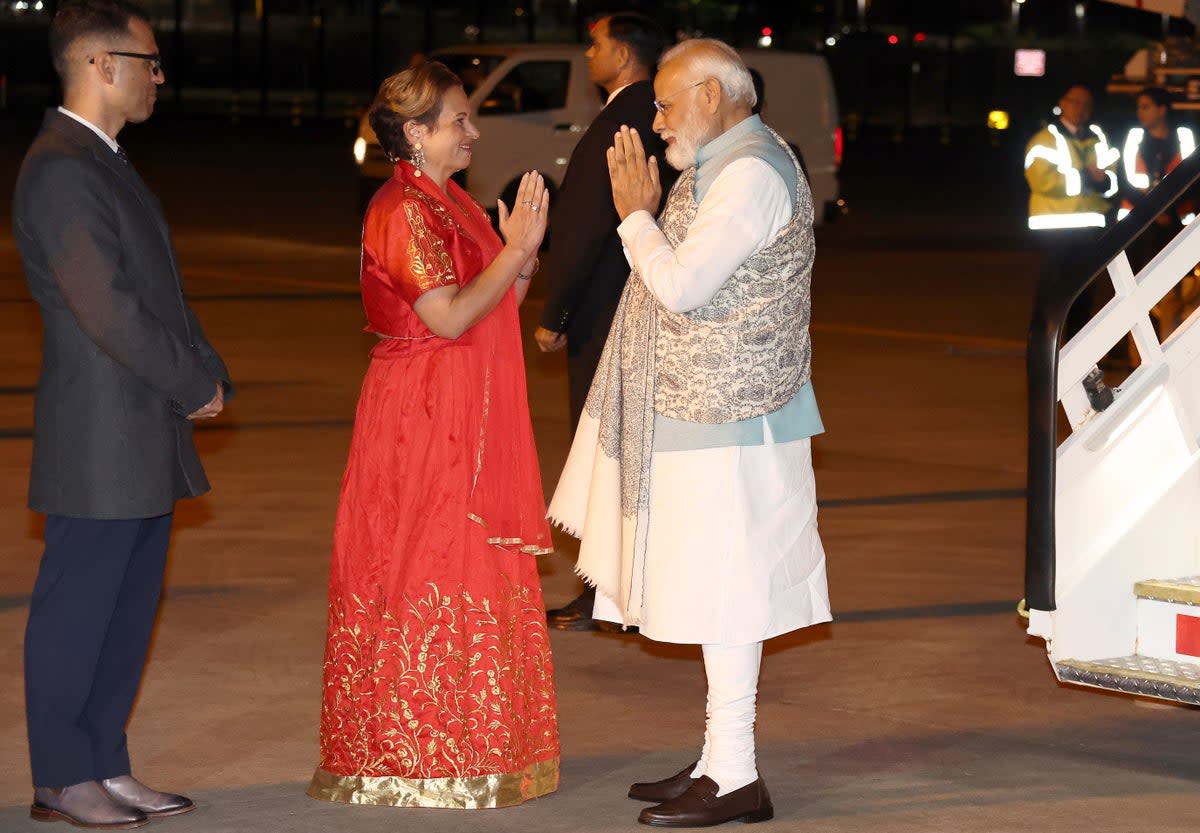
[{"xmin": 307, "ymin": 327, "xmax": 560, "ymax": 808}]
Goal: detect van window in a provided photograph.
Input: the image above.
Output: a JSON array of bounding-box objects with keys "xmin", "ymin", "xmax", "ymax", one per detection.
[
  {"xmin": 436, "ymin": 54, "xmax": 508, "ymax": 96},
  {"xmin": 480, "ymin": 60, "xmax": 570, "ymax": 115}
]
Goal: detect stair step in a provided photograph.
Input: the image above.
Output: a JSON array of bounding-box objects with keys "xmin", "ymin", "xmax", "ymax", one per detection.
[
  {"xmin": 1134, "ymin": 577, "xmax": 1200, "ymax": 605},
  {"xmin": 1056, "ymin": 655, "xmax": 1200, "ymax": 705}
]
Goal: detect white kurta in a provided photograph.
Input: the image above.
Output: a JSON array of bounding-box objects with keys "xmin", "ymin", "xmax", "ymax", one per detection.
[{"xmin": 550, "ymin": 158, "xmax": 830, "ymax": 645}]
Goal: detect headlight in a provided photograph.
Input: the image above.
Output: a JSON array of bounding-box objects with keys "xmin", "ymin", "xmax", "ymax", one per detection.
[{"xmin": 353, "ymin": 137, "xmax": 367, "ymax": 165}]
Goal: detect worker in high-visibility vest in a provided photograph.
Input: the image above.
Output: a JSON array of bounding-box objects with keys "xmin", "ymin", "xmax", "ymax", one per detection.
[
  {"xmin": 1119, "ymin": 86, "xmax": 1196, "ymax": 226},
  {"xmin": 1120, "ymin": 86, "xmax": 1198, "ymax": 336},
  {"xmin": 1025, "ymin": 84, "xmax": 1120, "ymax": 339},
  {"xmin": 1025, "ymin": 84, "xmax": 1120, "ymax": 232}
]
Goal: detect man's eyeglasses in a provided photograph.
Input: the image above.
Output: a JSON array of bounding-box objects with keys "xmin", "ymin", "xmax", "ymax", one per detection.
[
  {"xmin": 653, "ymin": 80, "xmax": 706, "ymax": 114},
  {"xmin": 90, "ymin": 51, "xmax": 164, "ymax": 75}
]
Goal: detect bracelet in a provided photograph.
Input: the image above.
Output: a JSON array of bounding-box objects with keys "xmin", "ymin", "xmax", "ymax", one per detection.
[{"xmin": 517, "ymin": 257, "xmax": 540, "ymax": 281}]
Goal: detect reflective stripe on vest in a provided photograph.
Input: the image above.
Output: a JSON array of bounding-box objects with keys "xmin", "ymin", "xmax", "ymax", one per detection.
[
  {"xmin": 1103, "ymin": 169, "xmax": 1118, "ymax": 199},
  {"xmin": 1091, "ymin": 124, "xmax": 1120, "ymax": 169},
  {"xmin": 1123, "ymin": 125, "xmax": 1197, "ymax": 192},
  {"xmin": 1029, "ymin": 212, "xmax": 1107, "ymax": 230},
  {"xmin": 1026, "ymin": 125, "xmax": 1082, "ymax": 197},
  {"xmin": 1124, "ymin": 127, "xmax": 1149, "ymax": 189},
  {"xmin": 1119, "ymin": 209, "xmax": 1196, "ymax": 224}
]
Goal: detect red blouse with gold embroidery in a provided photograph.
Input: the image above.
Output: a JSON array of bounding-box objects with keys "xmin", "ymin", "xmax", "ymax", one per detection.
[{"xmin": 361, "ymin": 177, "xmax": 487, "ymax": 339}]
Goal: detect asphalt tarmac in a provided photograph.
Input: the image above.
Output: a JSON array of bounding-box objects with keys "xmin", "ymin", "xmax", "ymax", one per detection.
[{"xmin": 1, "ymin": 115, "xmax": 1197, "ymax": 832}]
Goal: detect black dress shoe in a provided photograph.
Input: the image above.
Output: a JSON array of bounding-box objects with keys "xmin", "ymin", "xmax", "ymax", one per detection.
[
  {"xmin": 595, "ymin": 619, "xmax": 638, "ymax": 634},
  {"xmin": 547, "ymin": 587, "xmax": 640, "ymax": 633},
  {"xmin": 629, "ymin": 762, "xmax": 699, "ymax": 802},
  {"xmin": 101, "ymin": 776, "xmax": 195, "ymax": 817},
  {"xmin": 638, "ymin": 775, "xmax": 773, "ymax": 827},
  {"xmin": 546, "ymin": 587, "xmax": 598, "ymax": 630},
  {"xmin": 30, "ymin": 781, "xmax": 149, "ymax": 829}
]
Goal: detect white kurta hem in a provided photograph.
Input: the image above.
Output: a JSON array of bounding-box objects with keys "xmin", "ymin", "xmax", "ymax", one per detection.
[{"xmin": 554, "ymin": 416, "xmax": 831, "ymax": 645}]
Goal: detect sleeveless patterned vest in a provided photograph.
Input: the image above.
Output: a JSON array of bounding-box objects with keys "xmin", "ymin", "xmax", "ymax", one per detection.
[{"xmin": 649, "ymin": 130, "xmax": 815, "ymax": 424}]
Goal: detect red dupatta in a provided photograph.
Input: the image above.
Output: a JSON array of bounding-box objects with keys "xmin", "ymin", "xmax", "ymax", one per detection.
[{"xmin": 370, "ymin": 162, "xmax": 553, "ymax": 556}]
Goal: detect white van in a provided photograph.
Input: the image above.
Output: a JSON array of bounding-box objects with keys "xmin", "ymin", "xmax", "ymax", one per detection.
[{"xmin": 354, "ymin": 44, "xmax": 843, "ymax": 223}]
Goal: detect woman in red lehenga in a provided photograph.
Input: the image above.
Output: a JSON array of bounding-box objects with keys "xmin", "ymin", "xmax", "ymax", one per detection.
[{"xmin": 307, "ymin": 62, "xmax": 559, "ymax": 809}]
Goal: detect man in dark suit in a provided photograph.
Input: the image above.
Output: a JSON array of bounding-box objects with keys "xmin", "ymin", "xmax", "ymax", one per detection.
[
  {"xmin": 536, "ymin": 12, "xmax": 677, "ymax": 631},
  {"xmin": 12, "ymin": 0, "xmax": 233, "ymax": 826}
]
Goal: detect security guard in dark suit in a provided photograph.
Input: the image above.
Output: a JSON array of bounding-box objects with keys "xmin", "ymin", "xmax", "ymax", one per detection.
[{"xmin": 535, "ymin": 12, "xmax": 677, "ymax": 631}]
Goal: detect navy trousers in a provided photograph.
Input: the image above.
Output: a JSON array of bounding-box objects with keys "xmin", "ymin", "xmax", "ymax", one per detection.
[{"xmin": 24, "ymin": 513, "xmax": 173, "ymax": 788}]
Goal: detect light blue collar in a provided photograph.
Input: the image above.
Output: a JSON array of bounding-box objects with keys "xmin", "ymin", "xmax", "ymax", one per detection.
[
  {"xmin": 696, "ymin": 114, "xmax": 764, "ymax": 169},
  {"xmin": 689, "ymin": 114, "xmax": 796, "ymax": 206}
]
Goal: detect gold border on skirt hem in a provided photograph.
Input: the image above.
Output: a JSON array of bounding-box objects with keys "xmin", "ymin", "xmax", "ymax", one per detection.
[{"xmin": 306, "ymin": 757, "xmax": 559, "ymax": 808}]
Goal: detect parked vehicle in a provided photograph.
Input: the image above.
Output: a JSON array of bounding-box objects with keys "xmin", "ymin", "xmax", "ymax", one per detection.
[{"xmin": 354, "ymin": 43, "xmax": 843, "ymax": 223}]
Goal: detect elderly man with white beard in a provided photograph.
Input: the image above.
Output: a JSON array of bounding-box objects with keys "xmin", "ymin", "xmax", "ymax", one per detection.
[{"xmin": 547, "ymin": 38, "xmax": 830, "ymax": 828}]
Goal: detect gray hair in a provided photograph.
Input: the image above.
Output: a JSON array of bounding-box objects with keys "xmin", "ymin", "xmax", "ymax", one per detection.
[{"xmin": 660, "ymin": 38, "xmax": 757, "ymax": 109}]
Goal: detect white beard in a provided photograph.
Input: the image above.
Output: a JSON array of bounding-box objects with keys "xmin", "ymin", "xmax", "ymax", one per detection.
[
  {"xmin": 663, "ymin": 109, "xmax": 708, "ymax": 170},
  {"xmin": 665, "ymin": 140, "xmax": 697, "ymax": 171}
]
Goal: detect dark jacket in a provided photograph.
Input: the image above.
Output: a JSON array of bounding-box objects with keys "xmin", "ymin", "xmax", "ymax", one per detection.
[
  {"xmin": 539, "ymin": 80, "xmax": 679, "ymax": 426},
  {"xmin": 12, "ymin": 109, "xmax": 233, "ymax": 519}
]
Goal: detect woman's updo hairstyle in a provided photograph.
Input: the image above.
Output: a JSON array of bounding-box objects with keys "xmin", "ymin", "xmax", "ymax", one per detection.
[{"xmin": 369, "ymin": 61, "xmax": 463, "ymax": 162}]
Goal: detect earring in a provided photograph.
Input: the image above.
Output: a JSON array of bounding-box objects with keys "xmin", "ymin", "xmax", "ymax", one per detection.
[{"xmin": 411, "ymin": 142, "xmax": 425, "ymax": 176}]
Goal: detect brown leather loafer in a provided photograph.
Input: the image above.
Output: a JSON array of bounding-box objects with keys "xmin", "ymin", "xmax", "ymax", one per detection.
[
  {"xmin": 638, "ymin": 775, "xmax": 773, "ymax": 827},
  {"xmin": 101, "ymin": 775, "xmax": 195, "ymax": 818},
  {"xmin": 30, "ymin": 781, "xmax": 149, "ymax": 829},
  {"xmin": 629, "ymin": 762, "xmax": 699, "ymax": 802}
]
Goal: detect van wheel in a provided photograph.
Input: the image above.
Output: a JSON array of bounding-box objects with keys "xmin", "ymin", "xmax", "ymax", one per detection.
[{"xmin": 495, "ymin": 174, "xmax": 559, "ymax": 249}]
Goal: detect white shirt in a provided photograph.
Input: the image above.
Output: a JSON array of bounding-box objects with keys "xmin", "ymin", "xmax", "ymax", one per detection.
[
  {"xmin": 616, "ymin": 158, "xmax": 793, "ymax": 314},
  {"xmin": 57, "ymin": 106, "xmax": 121, "ymax": 154},
  {"xmin": 605, "ymin": 83, "xmax": 632, "ymax": 106}
]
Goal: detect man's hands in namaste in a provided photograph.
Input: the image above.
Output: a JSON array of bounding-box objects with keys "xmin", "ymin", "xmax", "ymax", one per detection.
[{"xmin": 607, "ymin": 125, "xmax": 662, "ymax": 222}]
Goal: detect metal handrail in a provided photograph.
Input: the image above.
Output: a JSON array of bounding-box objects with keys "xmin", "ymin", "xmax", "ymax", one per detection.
[{"xmin": 1025, "ymin": 148, "xmax": 1200, "ymax": 612}]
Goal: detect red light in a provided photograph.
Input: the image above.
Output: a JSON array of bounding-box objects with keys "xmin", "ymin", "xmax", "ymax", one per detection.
[
  {"xmin": 834, "ymin": 126, "xmax": 843, "ymax": 169},
  {"xmin": 887, "ymin": 34, "xmax": 899, "ymax": 45},
  {"xmin": 914, "ymin": 31, "xmax": 927, "ymax": 42},
  {"xmin": 761, "ymin": 26, "xmax": 773, "ymax": 37}
]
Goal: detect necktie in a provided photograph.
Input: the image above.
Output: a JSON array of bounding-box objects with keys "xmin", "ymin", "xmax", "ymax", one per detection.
[{"xmin": 115, "ymin": 146, "xmax": 129, "ymax": 165}]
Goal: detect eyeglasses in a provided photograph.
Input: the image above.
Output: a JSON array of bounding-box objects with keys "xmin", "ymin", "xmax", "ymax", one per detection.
[
  {"xmin": 653, "ymin": 80, "xmax": 706, "ymax": 114},
  {"xmin": 90, "ymin": 50, "xmax": 164, "ymax": 76}
]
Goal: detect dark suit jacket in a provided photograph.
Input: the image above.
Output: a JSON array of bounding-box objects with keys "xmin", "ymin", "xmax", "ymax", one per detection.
[
  {"xmin": 539, "ymin": 81, "xmax": 678, "ymax": 426},
  {"xmin": 12, "ymin": 109, "xmax": 233, "ymax": 519}
]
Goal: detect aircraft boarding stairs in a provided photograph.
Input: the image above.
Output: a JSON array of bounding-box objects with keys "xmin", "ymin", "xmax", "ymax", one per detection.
[{"xmin": 1025, "ymin": 149, "xmax": 1200, "ymax": 704}]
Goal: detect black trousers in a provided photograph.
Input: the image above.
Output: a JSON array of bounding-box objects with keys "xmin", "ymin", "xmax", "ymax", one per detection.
[
  {"xmin": 1033, "ymin": 227, "xmax": 1108, "ymax": 342},
  {"xmin": 564, "ymin": 284, "xmax": 624, "ymax": 431},
  {"xmin": 24, "ymin": 513, "xmax": 173, "ymax": 787}
]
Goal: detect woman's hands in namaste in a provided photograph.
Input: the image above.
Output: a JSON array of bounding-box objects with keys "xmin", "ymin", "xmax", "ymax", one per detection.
[{"xmin": 498, "ymin": 171, "xmax": 549, "ymax": 257}]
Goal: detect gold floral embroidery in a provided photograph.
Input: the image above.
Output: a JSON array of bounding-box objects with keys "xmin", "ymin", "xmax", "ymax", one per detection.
[
  {"xmin": 317, "ymin": 581, "xmax": 559, "ymax": 788},
  {"xmin": 402, "ymin": 201, "xmax": 456, "ymax": 293}
]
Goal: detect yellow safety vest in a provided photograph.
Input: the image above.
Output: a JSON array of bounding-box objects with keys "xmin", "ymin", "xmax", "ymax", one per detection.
[{"xmin": 1025, "ymin": 121, "xmax": 1119, "ymax": 231}]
